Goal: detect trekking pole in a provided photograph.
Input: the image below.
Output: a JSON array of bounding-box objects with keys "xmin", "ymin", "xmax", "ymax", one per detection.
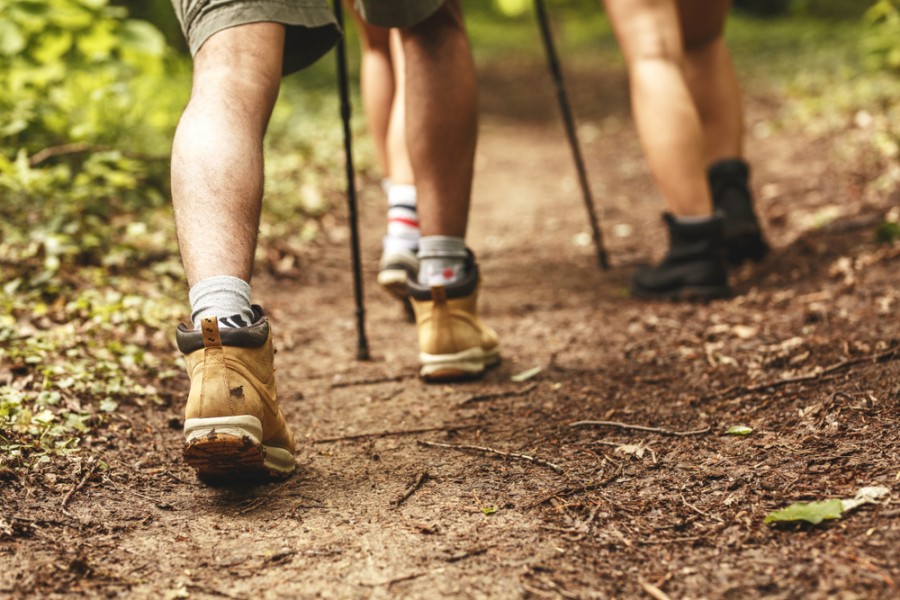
[
  {"xmin": 333, "ymin": 0, "xmax": 371, "ymax": 360},
  {"xmin": 533, "ymin": 0, "xmax": 609, "ymax": 270}
]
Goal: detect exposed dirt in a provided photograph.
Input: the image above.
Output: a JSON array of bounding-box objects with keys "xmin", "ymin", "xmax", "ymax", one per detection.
[{"xmin": 3, "ymin": 48, "xmax": 899, "ymax": 599}]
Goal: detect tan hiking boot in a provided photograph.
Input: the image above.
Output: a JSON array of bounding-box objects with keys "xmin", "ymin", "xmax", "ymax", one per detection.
[
  {"xmin": 408, "ymin": 254, "xmax": 500, "ymax": 382},
  {"xmin": 176, "ymin": 306, "xmax": 296, "ymax": 479}
]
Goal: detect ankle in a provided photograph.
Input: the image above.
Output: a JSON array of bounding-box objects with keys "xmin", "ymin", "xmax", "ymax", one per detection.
[{"xmin": 417, "ymin": 236, "xmax": 468, "ymax": 286}]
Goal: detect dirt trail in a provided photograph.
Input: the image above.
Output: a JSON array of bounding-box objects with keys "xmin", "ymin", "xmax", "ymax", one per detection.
[{"xmin": 4, "ymin": 58, "xmax": 899, "ymax": 599}]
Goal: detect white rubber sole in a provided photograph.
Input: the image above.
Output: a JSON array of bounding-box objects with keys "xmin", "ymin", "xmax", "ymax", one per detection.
[
  {"xmin": 183, "ymin": 415, "xmax": 295, "ymax": 479},
  {"xmin": 377, "ymin": 268, "xmax": 410, "ymax": 301},
  {"xmin": 419, "ymin": 346, "xmax": 501, "ymax": 382}
]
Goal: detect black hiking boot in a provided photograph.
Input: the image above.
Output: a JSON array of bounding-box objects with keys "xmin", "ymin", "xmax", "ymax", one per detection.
[
  {"xmin": 630, "ymin": 213, "xmax": 731, "ymax": 301},
  {"xmin": 708, "ymin": 158, "xmax": 769, "ymax": 266}
]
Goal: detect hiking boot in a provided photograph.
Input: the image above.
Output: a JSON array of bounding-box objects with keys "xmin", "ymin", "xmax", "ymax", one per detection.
[
  {"xmin": 408, "ymin": 253, "xmax": 500, "ymax": 382},
  {"xmin": 708, "ymin": 158, "xmax": 769, "ymax": 266},
  {"xmin": 176, "ymin": 306, "xmax": 296, "ymax": 479},
  {"xmin": 631, "ymin": 213, "xmax": 731, "ymax": 301},
  {"xmin": 377, "ymin": 246, "xmax": 418, "ymax": 301}
]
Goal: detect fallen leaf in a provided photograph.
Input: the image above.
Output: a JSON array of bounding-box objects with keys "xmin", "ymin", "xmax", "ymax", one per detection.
[
  {"xmin": 614, "ymin": 444, "xmax": 646, "ymax": 459},
  {"xmin": 765, "ymin": 499, "xmax": 844, "ymax": 524},
  {"xmin": 765, "ymin": 486, "xmax": 891, "ymax": 525},
  {"xmin": 725, "ymin": 426, "xmax": 753, "ymax": 436},
  {"xmin": 841, "ymin": 486, "xmax": 890, "ymax": 512}
]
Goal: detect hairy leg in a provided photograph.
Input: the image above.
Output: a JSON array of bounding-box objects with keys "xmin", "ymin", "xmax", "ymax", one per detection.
[
  {"xmin": 604, "ymin": 0, "xmax": 711, "ymax": 216},
  {"xmin": 399, "ymin": 0, "xmax": 477, "ymax": 237},
  {"xmin": 678, "ymin": 0, "xmax": 744, "ymax": 162},
  {"xmin": 171, "ymin": 23, "xmax": 284, "ymax": 286}
]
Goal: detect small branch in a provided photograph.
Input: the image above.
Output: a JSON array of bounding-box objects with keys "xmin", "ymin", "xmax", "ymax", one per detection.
[
  {"xmin": 330, "ymin": 374, "xmax": 408, "ymax": 389},
  {"xmin": 313, "ymin": 424, "xmax": 476, "ymax": 444},
  {"xmin": 528, "ymin": 463, "xmax": 624, "ymax": 508},
  {"xmin": 418, "ymin": 441, "xmax": 564, "ymax": 474},
  {"xmin": 458, "ymin": 383, "xmax": 538, "ymax": 406},
  {"xmin": 28, "ymin": 142, "xmax": 168, "ymax": 167},
  {"xmin": 570, "ymin": 420, "xmax": 711, "ymax": 437},
  {"xmin": 639, "ymin": 579, "xmax": 672, "ymax": 600},
  {"xmin": 391, "ymin": 471, "xmax": 430, "ymax": 508},
  {"xmin": 716, "ymin": 344, "xmax": 899, "ymax": 399},
  {"xmin": 60, "ymin": 460, "xmax": 99, "ymax": 517},
  {"xmin": 446, "ymin": 546, "xmax": 492, "ymax": 563}
]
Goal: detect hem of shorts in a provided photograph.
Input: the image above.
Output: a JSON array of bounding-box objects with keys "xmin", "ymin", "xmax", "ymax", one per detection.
[
  {"xmin": 188, "ymin": 4, "xmax": 339, "ymax": 72},
  {"xmin": 358, "ymin": 1, "xmax": 445, "ymax": 28}
]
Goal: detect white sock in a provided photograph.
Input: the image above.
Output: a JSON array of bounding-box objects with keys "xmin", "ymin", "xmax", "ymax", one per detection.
[
  {"xmin": 188, "ymin": 276, "xmax": 254, "ymax": 329},
  {"xmin": 418, "ymin": 236, "xmax": 467, "ymax": 286},
  {"xmin": 385, "ymin": 184, "xmax": 419, "ymax": 253}
]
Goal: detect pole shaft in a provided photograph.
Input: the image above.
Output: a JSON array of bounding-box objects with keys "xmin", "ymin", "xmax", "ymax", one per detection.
[
  {"xmin": 333, "ymin": 0, "xmax": 371, "ymax": 360},
  {"xmin": 534, "ymin": 0, "xmax": 609, "ymax": 269}
]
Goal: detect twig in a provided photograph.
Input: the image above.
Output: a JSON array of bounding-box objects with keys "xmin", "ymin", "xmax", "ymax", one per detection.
[
  {"xmin": 446, "ymin": 546, "xmax": 492, "ymax": 563},
  {"xmin": 528, "ymin": 463, "xmax": 624, "ymax": 508},
  {"xmin": 715, "ymin": 344, "xmax": 899, "ymax": 399},
  {"xmin": 28, "ymin": 142, "xmax": 167, "ymax": 167},
  {"xmin": 314, "ymin": 424, "xmax": 476, "ymax": 444},
  {"xmin": 570, "ymin": 420, "xmax": 711, "ymax": 437},
  {"xmin": 639, "ymin": 579, "xmax": 672, "ymax": 600},
  {"xmin": 238, "ymin": 481, "xmax": 293, "ymax": 514},
  {"xmin": 391, "ymin": 472, "xmax": 430, "ymax": 508},
  {"xmin": 363, "ymin": 570, "xmax": 440, "ymax": 588},
  {"xmin": 103, "ymin": 475, "xmax": 174, "ymax": 511},
  {"xmin": 418, "ymin": 441, "xmax": 564, "ymax": 474},
  {"xmin": 458, "ymin": 383, "xmax": 538, "ymax": 406},
  {"xmin": 60, "ymin": 460, "xmax": 99, "ymax": 517},
  {"xmin": 330, "ymin": 374, "xmax": 407, "ymax": 388}
]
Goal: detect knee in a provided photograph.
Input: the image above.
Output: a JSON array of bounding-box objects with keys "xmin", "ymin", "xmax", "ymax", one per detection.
[
  {"xmin": 623, "ymin": 25, "xmax": 684, "ymax": 67},
  {"xmin": 192, "ymin": 62, "xmax": 281, "ymax": 115}
]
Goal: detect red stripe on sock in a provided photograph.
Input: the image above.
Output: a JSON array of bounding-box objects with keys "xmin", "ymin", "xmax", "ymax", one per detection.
[{"xmin": 388, "ymin": 217, "xmax": 419, "ymax": 228}]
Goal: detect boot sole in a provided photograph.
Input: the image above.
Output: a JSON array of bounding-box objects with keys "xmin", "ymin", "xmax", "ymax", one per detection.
[
  {"xmin": 725, "ymin": 231, "xmax": 769, "ymax": 267},
  {"xmin": 377, "ymin": 268, "xmax": 411, "ymax": 300},
  {"xmin": 420, "ymin": 346, "xmax": 501, "ymax": 382},
  {"xmin": 378, "ymin": 269, "xmax": 416, "ymax": 323},
  {"xmin": 183, "ymin": 416, "xmax": 295, "ymax": 480}
]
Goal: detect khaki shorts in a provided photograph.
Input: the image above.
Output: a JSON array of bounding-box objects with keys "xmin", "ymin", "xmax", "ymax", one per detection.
[{"xmin": 172, "ymin": 0, "xmax": 446, "ymax": 75}]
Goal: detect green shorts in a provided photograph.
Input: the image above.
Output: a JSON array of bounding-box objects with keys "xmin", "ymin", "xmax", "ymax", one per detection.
[{"xmin": 172, "ymin": 0, "xmax": 446, "ymax": 75}]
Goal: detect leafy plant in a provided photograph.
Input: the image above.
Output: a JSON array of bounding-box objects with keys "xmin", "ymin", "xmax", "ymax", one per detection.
[{"xmin": 862, "ymin": 0, "xmax": 900, "ymax": 71}]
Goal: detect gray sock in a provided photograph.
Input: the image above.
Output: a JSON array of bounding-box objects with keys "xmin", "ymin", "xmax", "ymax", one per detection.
[
  {"xmin": 417, "ymin": 236, "xmax": 468, "ymax": 286},
  {"xmin": 189, "ymin": 275, "xmax": 254, "ymax": 329}
]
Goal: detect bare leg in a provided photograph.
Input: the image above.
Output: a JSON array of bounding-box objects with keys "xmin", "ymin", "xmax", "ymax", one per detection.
[
  {"xmin": 678, "ymin": 0, "xmax": 744, "ymax": 162},
  {"xmin": 604, "ymin": 0, "xmax": 712, "ymax": 217},
  {"xmin": 387, "ymin": 30, "xmax": 414, "ymax": 186},
  {"xmin": 350, "ymin": 9, "xmax": 395, "ymax": 177},
  {"xmin": 399, "ymin": 0, "xmax": 477, "ymax": 237},
  {"xmin": 171, "ymin": 23, "xmax": 284, "ymax": 286}
]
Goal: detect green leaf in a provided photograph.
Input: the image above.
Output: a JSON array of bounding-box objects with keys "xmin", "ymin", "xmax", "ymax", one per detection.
[
  {"xmin": 511, "ymin": 366, "xmax": 542, "ymax": 382},
  {"xmin": 765, "ymin": 499, "xmax": 844, "ymax": 525},
  {"xmin": 98, "ymin": 398, "xmax": 118, "ymax": 412},
  {"xmin": 725, "ymin": 425, "xmax": 753, "ymax": 436},
  {"xmin": 0, "ymin": 21, "xmax": 27, "ymax": 56},
  {"xmin": 876, "ymin": 221, "xmax": 900, "ymax": 243},
  {"xmin": 121, "ymin": 20, "xmax": 166, "ymax": 56},
  {"xmin": 481, "ymin": 506, "xmax": 498, "ymax": 516}
]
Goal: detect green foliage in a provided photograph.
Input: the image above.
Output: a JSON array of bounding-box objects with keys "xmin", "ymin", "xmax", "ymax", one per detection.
[
  {"xmin": 0, "ymin": 0, "xmax": 189, "ymax": 467},
  {"xmin": 862, "ymin": 0, "xmax": 900, "ymax": 71}
]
